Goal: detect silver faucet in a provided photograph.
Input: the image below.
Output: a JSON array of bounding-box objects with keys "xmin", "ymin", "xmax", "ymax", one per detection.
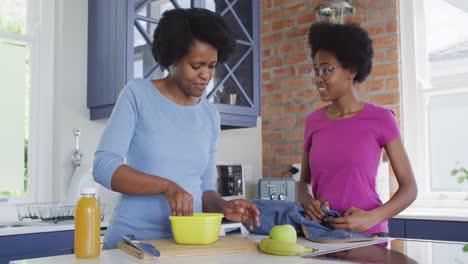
[{"xmin": 72, "ymin": 128, "xmax": 83, "ymax": 168}]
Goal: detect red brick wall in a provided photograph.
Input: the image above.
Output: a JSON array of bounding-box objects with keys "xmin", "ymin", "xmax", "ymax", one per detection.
[{"xmin": 261, "ymin": 0, "xmax": 401, "ymax": 178}]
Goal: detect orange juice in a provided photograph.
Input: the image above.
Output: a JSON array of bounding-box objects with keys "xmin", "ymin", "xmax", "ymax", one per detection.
[{"xmin": 74, "ymin": 188, "xmax": 100, "ymax": 258}]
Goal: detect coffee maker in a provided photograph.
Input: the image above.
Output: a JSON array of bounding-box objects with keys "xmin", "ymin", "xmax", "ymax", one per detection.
[
  {"xmin": 216, "ymin": 163, "xmax": 248, "ymax": 236},
  {"xmin": 217, "ymin": 164, "xmax": 244, "ymax": 199}
]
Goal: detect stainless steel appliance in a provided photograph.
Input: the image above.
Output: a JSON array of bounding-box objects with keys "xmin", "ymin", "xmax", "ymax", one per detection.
[
  {"xmin": 217, "ymin": 164, "xmax": 244, "ymax": 199},
  {"xmin": 258, "ymin": 178, "xmax": 296, "ymax": 201},
  {"xmin": 216, "ymin": 163, "xmax": 247, "ymax": 236}
]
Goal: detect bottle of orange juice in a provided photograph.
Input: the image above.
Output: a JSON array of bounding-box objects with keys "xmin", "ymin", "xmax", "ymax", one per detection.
[{"xmin": 74, "ymin": 187, "xmax": 100, "ymax": 258}]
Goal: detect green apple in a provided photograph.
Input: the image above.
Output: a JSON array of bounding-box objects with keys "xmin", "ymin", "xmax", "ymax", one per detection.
[{"xmin": 269, "ymin": 224, "xmax": 297, "ymax": 244}]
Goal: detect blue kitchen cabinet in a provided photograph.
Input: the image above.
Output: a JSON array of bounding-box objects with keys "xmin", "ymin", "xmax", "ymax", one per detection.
[
  {"xmin": 388, "ymin": 218, "xmax": 405, "ymax": 238},
  {"xmin": 87, "ymin": 0, "xmax": 261, "ymax": 128},
  {"xmin": 389, "ymin": 218, "xmax": 468, "ymax": 242},
  {"xmin": 87, "ymin": 0, "xmax": 132, "ymax": 120},
  {"xmin": 0, "ymin": 230, "xmax": 74, "ymax": 264}
]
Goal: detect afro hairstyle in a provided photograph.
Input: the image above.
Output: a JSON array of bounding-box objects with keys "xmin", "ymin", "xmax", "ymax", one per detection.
[
  {"xmin": 152, "ymin": 8, "xmax": 236, "ymax": 70},
  {"xmin": 308, "ymin": 22, "xmax": 373, "ymax": 83}
]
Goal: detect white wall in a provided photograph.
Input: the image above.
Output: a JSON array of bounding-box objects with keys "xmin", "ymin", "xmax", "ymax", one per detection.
[
  {"xmin": 52, "ymin": 0, "xmax": 107, "ymax": 202},
  {"xmin": 51, "ymin": 1, "xmax": 262, "ymax": 205},
  {"xmin": 218, "ymin": 118, "xmax": 263, "ymax": 200}
]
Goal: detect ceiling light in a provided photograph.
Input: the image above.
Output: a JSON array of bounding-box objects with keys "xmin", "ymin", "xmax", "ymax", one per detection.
[{"xmin": 313, "ymin": 0, "xmax": 359, "ymax": 24}]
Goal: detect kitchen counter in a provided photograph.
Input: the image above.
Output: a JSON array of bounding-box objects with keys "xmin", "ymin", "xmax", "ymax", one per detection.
[
  {"xmin": 11, "ymin": 250, "xmax": 320, "ymax": 264},
  {"xmin": 10, "ymin": 237, "xmax": 468, "ymax": 264},
  {"xmin": 0, "ymin": 219, "xmax": 110, "ymax": 264},
  {"xmin": 0, "ymin": 220, "xmax": 109, "ymax": 237},
  {"xmin": 394, "ymin": 207, "xmax": 468, "ymax": 221}
]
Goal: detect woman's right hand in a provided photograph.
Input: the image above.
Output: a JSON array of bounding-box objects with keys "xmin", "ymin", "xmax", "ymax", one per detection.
[
  {"xmin": 163, "ymin": 181, "xmax": 193, "ymax": 216},
  {"xmin": 303, "ymin": 198, "xmax": 329, "ymax": 223}
]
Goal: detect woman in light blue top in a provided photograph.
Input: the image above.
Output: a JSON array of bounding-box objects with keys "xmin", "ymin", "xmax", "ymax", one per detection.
[{"xmin": 93, "ymin": 8, "xmax": 260, "ymax": 249}]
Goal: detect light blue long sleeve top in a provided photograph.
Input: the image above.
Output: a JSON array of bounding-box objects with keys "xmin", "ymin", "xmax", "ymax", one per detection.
[{"xmin": 93, "ymin": 78, "xmax": 220, "ymax": 249}]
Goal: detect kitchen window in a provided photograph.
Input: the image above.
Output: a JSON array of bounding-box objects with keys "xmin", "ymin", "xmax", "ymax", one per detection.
[
  {"xmin": 400, "ymin": 0, "xmax": 468, "ymax": 208},
  {"xmin": 0, "ymin": 0, "xmax": 55, "ymax": 217},
  {"xmin": 122, "ymin": 0, "xmax": 260, "ymax": 127},
  {"xmin": 0, "ymin": 0, "xmax": 28, "ymax": 198}
]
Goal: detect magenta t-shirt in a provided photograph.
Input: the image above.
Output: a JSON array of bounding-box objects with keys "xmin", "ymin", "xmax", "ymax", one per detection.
[{"xmin": 303, "ymin": 103, "xmax": 400, "ymax": 235}]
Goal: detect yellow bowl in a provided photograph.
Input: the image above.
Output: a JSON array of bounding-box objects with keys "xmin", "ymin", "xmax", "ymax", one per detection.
[{"xmin": 169, "ymin": 213, "xmax": 224, "ymax": 245}]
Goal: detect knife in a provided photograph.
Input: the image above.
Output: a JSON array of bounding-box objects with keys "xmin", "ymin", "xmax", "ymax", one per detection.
[{"xmin": 123, "ymin": 234, "xmax": 160, "ymax": 257}]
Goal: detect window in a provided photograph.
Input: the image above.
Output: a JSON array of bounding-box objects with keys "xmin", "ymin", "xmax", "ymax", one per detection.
[
  {"xmin": 132, "ymin": 0, "xmax": 191, "ymax": 80},
  {"xmin": 0, "ymin": 0, "xmax": 55, "ymax": 217},
  {"xmin": 0, "ymin": 0, "xmax": 29, "ymax": 198},
  {"xmin": 400, "ymin": 0, "xmax": 468, "ymax": 208},
  {"xmin": 132, "ymin": 0, "xmax": 259, "ymax": 111}
]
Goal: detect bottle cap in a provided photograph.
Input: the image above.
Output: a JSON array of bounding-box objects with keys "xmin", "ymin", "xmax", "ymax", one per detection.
[{"xmin": 81, "ymin": 187, "xmax": 96, "ymax": 195}]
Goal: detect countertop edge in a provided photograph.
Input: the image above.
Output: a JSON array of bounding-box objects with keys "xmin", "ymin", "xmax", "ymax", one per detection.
[
  {"xmin": 0, "ymin": 220, "xmax": 109, "ymax": 236},
  {"xmin": 394, "ymin": 208, "xmax": 468, "ymax": 222}
]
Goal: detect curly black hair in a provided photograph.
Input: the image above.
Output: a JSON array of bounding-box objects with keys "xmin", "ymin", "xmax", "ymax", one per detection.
[
  {"xmin": 152, "ymin": 8, "xmax": 236, "ymax": 70},
  {"xmin": 308, "ymin": 22, "xmax": 373, "ymax": 83}
]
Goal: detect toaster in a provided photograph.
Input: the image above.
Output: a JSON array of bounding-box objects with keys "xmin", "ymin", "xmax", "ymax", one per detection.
[{"xmin": 258, "ymin": 178, "xmax": 296, "ymax": 201}]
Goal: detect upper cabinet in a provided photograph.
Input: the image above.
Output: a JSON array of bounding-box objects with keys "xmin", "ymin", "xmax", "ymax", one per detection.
[
  {"xmin": 87, "ymin": 0, "xmax": 261, "ymax": 128},
  {"xmin": 87, "ymin": 0, "xmax": 132, "ymax": 120}
]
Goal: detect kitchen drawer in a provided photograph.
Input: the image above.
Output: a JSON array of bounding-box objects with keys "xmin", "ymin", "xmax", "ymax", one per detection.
[
  {"xmin": 390, "ymin": 218, "xmax": 468, "ymax": 242},
  {"xmin": 388, "ymin": 218, "xmax": 405, "ymax": 238},
  {"xmin": 405, "ymin": 220, "xmax": 468, "ymax": 242},
  {"xmin": 0, "ymin": 230, "xmax": 74, "ymax": 264}
]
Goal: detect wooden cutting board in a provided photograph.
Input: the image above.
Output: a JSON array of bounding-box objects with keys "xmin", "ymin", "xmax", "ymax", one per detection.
[{"xmin": 117, "ymin": 236, "xmax": 259, "ymax": 259}]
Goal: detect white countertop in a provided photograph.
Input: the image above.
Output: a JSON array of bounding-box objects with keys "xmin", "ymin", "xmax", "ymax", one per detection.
[
  {"xmin": 2, "ymin": 206, "xmax": 466, "ymax": 237},
  {"xmin": 2, "ymin": 208, "xmax": 466, "ymax": 237},
  {"xmin": 12, "ymin": 236, "xmax": 468, "ymax": 264},
  {"xmin": 0, "ymin": 220, "xmax": 109, "ymax": 236},
  {"xmin": 394, "ymin": 207, "xmax": 468, "ymax": 221},
  {"xmin": 9, "ymin": 236, "xmax": 391, "ymax": 264},
  {"xmin": 9, "ymin": 250, "xmax": 335, "ymax": 264}
]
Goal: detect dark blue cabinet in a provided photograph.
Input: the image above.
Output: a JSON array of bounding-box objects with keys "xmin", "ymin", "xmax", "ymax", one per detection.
[
  {"xmin": 0, "ymin": 230, "xmax": 74, "ymax": 264},
  {"xmin": 389, "ymin": 218, "xmax": 468, "ymax": 242},
  {"xmin": 388, "ymin": 218, "xmax": 405, "ymax": 238},
  {"xmin": 87, "ymin": 0, "xmax": 261, "ymax": 128},
  {"xmin": 87, "ymin": 0, "xmax": 133, "ymax": 120}
]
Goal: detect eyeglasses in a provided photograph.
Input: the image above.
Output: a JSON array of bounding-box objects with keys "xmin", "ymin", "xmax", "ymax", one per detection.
[{"xmin": 310, "ymin": 66, "xmax": 336, "ymax": 80}]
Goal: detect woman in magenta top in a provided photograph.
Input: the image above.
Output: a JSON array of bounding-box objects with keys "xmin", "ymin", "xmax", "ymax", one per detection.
[{"xmin": 298, "ymin": 22, "xmax": 418, "ymax": 236}]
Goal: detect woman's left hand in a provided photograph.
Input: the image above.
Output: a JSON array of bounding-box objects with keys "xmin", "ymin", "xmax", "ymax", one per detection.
[
  {"xmin": 325, "ymin": 206, "xmax": 379, "ymax": 233},
  {"xmin": 223, "ymin": 199, "xmax": 260, "ymax": 230}
]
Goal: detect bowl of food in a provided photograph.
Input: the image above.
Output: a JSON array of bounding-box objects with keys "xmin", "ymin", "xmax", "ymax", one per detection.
[{"xmin": 169, "ymin": 213, "xmax": 223, "ymax": 244}]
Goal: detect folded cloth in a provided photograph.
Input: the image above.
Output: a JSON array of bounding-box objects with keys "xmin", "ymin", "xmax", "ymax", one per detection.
[{"xmin": 246, "ymin": 200, "xmax": 375, "ymax": 243}]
